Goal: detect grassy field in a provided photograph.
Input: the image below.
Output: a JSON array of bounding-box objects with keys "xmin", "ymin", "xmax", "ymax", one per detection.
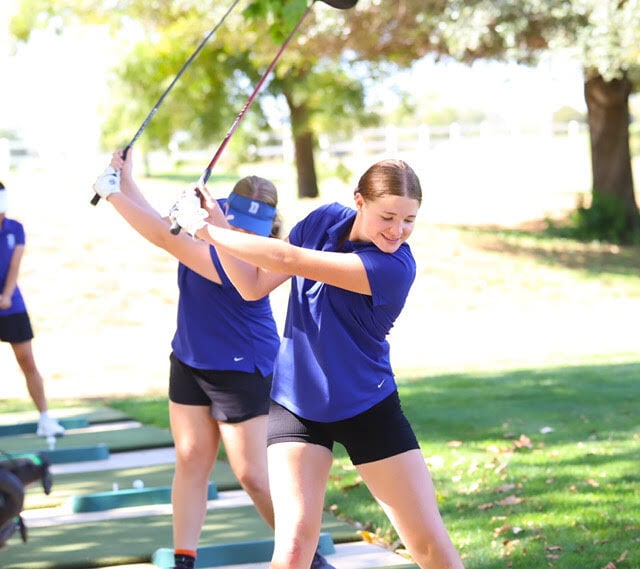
[{"xmin": 1, "ymin": 154, "xmax": 639, "ymax": 568}]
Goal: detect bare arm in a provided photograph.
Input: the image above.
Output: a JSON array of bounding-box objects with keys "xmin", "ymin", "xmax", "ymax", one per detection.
[
  {"xmin": 193, "ymin": 221, "xmax": 371, "ymax": 298},
  {"xmin": 0, "ymin": 244, "xmax": 24, "ymax": 310},
  {"xmin": 106, "ymin": 150, "xmax": 221, "ymax": 284}
]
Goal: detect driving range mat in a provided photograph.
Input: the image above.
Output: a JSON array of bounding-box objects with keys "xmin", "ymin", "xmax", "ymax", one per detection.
[
  {"xmin": 0, "ymin": 406, "xmax": 131, "ymax": 428},
  {"xmin": 0, "ymin": 425, "xmax": 174, "ymax": 456},
  {"xmin": 1, "ymin": 505, "xmax": 361, "ymax": 569},
  {"xmin": 25, "ymin": 461, "xmax": 239, "ymax": 510}
]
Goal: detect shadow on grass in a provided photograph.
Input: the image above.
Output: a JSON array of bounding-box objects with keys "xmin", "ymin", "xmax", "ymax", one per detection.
[
  {"xmin": 454, "ymin": 225, "xmax": 640, "ymax": 277},
  {"xmin": 397, "ymin": 360, "xmax": 639, "ymax": 445}
]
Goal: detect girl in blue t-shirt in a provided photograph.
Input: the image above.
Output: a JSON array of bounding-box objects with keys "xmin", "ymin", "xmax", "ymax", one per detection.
[
  {"xmin": 99, "ymin": 151, "xmax": 334, "ymax": 569},
  {"xmin": 0, "ymin": 182, "xmax": 65, "ymax": 438},
  {"xmin": 173, "ymin": 159, "xmax": 465, "ymax": 569}
]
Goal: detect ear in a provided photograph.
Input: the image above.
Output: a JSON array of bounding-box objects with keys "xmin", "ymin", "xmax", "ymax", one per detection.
[{"xmin": 353, "ymin": 192, "xmax": 364, "ymax": 211}]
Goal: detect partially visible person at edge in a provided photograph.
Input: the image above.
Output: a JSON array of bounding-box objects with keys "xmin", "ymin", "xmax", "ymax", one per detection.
[
  {"xmin": 92, "ymin": 150, "xmax": 337, "ymax": 569},
  {"xmin": 0, "ymin": 181, "xmax": 65, "ymax": 438},
  {"xmin": 170, "ymin": 158, "xmax": 466, "ymax": 569}
]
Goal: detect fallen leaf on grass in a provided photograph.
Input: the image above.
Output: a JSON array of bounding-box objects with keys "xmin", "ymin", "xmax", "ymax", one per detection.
[
  {"xmin": 546, "ymin": 546, "xmax": 563, "ymax": 552},
  {"xmin": 601, "ymin": 563, "xmax": 616, "ymax": 569},
  {"xmin": 513, "ymin": 434, "xmax": 533, "ymax": 449},
  {"xmin": 447, "ymin": 440, "xmax": 463, "ymax": 447},
  {"xmin": 478, "ymin": 502, "xmax": 494, "ymax": 510},
  {"xmin": 341, "ymin": 476, "xmax": 363, "ymax": 491},
  {"xmin": 493, "ymin": 524, "xmax": 511, "ymax": 537},
  {"xmin": 585, "ymin": 478, "xmax": 600, "ymax": 487},
  {"xmin": 496, "ymin": 495, "xmax": 524, "ymax": 506},
  {"xmin": 617, "ymin": 551, "xmax": 628, "ymax": 562},
  {"xmin": 358, "ymin": 530, "xmax": 376, "ymax": 543},
  {"xmin": 494, "ymin": 483, "xmax": 516, "ymax": 493}
]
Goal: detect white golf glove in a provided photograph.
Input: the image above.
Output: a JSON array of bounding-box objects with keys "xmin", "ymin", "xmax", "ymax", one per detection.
[
  {"xmin": 93, "ymin": 166, "xmax": 121, "ymax": 199},
  {"xmin": 169, "ymin": 190, "xmax": 208, "ymax": 237}
]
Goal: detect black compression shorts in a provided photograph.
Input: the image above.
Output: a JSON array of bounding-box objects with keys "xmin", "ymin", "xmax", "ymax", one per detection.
[
  {"xmin": 169, "ymin": 352, "xmax": 272, "ymax": 423},
  {"xmin": 0, "ymin": 312, "xmax": 34, "ymax": 343},
  {"xmin": 267, "ymin": 391, "xmax": 420, "ymax": 465}
]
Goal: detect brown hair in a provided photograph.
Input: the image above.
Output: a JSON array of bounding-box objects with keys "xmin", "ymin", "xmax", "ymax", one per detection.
[
  {"xmin": 355, "ymin": 159, "xmax": 422, "ymax": 206},
  {"xmin": 231, "ymin": 176, "xmax": 282, "ymax": 238}
]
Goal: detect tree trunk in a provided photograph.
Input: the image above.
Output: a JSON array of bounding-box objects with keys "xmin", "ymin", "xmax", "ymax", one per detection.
[
  {"xmin": 292, "ymin": 129, "xmax": 318, "ymax": 199},
  {"xmin": 584, "ymin": 73, "xmax": 640, "ymax": 238},
  {"xmin": 283, "ymin": 90, "xmax": 319, "ymax": 199}
]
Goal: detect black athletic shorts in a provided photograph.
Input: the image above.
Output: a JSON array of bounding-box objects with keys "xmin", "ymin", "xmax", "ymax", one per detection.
[
  {"xmin": 267, "ymin": 391, "xmax": 420, "ymax": 465},
  {"xmin": 0, "ymin": 312, "xmax": 34, "ymax": 343},
  {"xmin": 168, "ymin": 352, "xmax": 272, "ymax": 423}
]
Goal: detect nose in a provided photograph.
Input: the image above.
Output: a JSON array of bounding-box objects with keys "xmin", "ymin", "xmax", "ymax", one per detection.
[{"xmin": 388, "ymin": 221, "xmax": 403, "ymax": 239}]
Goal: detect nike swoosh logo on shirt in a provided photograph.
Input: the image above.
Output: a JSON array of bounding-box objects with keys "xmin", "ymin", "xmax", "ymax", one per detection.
[
  {"xmin": 377, "ymin": 379, "xmax": 385, "ymax": 388},
  {"xmin": 233, "ymin": 357, "xmax": 244, "ymax": 362}
]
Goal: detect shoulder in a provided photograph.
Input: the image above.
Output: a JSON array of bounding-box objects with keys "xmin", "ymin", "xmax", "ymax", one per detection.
[
  {"xmin": 3, "ymin": 218, "xmax": 25, "ymax": 238},
  {"xmin": 358, "ymin": 243, "xmax": 416, "ymax": 302},
  {"xmin": 3, "ymin": 218, "xmax": 23, "ymax": 230},
  {"xmin": 291, "ymin": 202, "xmax": 354, "ymax": 239}
]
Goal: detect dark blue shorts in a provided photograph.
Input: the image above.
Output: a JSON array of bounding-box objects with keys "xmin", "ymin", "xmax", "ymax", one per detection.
[
  {"xmin": 168, "ymin": 352, "xmax": 272, "ymax": 423},
  {"xmin": 267, "ymin": 391, "xmax": 420, "ymax": 465},
  {"xmin": 0, "ymin": 312, "xmax": 34, "ymax": 343}
]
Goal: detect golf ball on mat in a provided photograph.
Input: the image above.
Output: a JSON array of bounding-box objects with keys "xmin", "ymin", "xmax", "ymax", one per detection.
[{"xmin": 132, "ymin": 479, "xmax": 144, "ymax": 489}]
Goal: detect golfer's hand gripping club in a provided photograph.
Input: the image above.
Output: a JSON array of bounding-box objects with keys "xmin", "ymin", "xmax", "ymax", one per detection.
[
  {"xmin": 169, "ymin": 189, "xmax": 208, "ymax": 237},
  {"xmin": 92, "ymin": 165, "xmax": 121, "ymax": 200}
]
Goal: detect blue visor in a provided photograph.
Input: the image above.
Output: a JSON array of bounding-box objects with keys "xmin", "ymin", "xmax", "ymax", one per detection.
[{"xmin": 226, "ymin": 193, "xmax": 276, "ymax": 237}]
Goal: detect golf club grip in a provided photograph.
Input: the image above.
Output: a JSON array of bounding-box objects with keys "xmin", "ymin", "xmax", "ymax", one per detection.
[{"xmin": 90, "ymin": 146, "xmax": 131, "ymax": 206}]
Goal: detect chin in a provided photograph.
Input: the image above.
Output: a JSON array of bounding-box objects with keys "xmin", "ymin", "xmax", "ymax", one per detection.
[{"xmin": 376, "ymin": 239, "xmax": 402, "ymax": 253}]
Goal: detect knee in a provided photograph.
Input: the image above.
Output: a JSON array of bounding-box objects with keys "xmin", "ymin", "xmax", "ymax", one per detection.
[
  {"xmin": 236, "ymin": 469, "xmax": 269, "ymax": 498},
  {"xmin": 175, "ymin": 442, "xmax": 213, "ymax": 474}
]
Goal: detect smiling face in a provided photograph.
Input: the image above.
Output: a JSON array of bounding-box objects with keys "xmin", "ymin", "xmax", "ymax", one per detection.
[
  {"xmin": 348, "ymin": 159, "xmax": 422, "ymax": 254},
  {"xmin": 351, "ymin": 192, "xmax": 419, "ymax": 253}
]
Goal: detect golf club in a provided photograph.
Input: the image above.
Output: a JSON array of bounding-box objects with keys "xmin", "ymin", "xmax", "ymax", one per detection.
[
  {"xmin": 91, "ymin": 0, "xmax": 243, "ymax": 206},
  {"xmin": 170, "ymin": 0, "xmax": 358, "ymax": 234}
]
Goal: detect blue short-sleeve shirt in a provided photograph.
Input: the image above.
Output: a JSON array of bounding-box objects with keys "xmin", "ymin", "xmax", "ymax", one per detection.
[
  {"xmin": 272, "ymin": 202, "xmax": 416, "ymax": 421},
  {"xmin": 171, "ymin": 239, "xmax": 280, "ymax": 376},
  {"xmin": 0, "ymin": 217, "xmax": 27, "ymax": 315}
]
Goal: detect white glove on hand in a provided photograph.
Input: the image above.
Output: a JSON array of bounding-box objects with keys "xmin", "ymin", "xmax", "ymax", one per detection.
[
  {"xmin": 169, "ymin": 191, "xmax": 208, "ymax": 237},
  {"xmin": 93, "ymin": 166, "xmax": 121, "ymax": 199}
]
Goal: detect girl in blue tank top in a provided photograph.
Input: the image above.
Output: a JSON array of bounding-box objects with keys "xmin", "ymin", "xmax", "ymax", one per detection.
[{"xmin": 98, "ymin": 150, "xmax": 334, "ymax": 569}]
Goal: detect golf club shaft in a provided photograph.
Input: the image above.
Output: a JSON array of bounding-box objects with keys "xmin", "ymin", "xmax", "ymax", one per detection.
[
  {"xmin": 170, "ymin": 3, "xmax": 316, "ymax": 234},
  {"xmin": 91, "ymin": 0, "xmax": 242, "ymax": 206}
]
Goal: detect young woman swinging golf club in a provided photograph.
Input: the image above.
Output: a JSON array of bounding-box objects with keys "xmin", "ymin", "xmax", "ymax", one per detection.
[{"xmin": 171, "ymin": 159, "xmax": 466, "ymax": 569}]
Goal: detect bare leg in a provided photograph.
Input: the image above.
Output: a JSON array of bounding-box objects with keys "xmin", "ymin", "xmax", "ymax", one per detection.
[
  {"xmin": 220, "ymin": 415, "xmax": 274, "ymax": 528},
  {"xmin": 357, "ymin": 449, "xmax": 464, "ymax": 569},
  {"xmin": 170, "ymin": 401, "xmax": 220, "ymax": 551},
  {"xmin": 268, "ymin": 442, "xmax": 333, "ymax": 569},
  {"xmin": 11, "ymin": 340, "xmax": 47, "ymax": 413}
]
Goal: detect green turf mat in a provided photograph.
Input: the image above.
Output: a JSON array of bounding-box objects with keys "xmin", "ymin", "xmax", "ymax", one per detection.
[
  {"xmin": 0, "ymin": 406, "xmax": 130, "ymax": 427},
  {"xmin": 153, "ymin": 532, "xmax": 335, "ymax": 568},
  {"xmin": 0, "ymin": 418, "xmax": 89, "ymax": 437},
  {"xmin": 0, "ymin": 425, "xmax": 174, "ymax": 455},
  {"xmin": 25, "ymin": 461, "xmax": 239, "ymax": 510},
  {"xmin": 1, "ymin": 506, "xmax": 360, "ymax": 569}
]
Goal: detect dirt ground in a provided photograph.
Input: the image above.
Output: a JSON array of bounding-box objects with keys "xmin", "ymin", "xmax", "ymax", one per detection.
[{"xmin": 1, "ymin": 153, "xmax": 639, "ymax": 403}]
